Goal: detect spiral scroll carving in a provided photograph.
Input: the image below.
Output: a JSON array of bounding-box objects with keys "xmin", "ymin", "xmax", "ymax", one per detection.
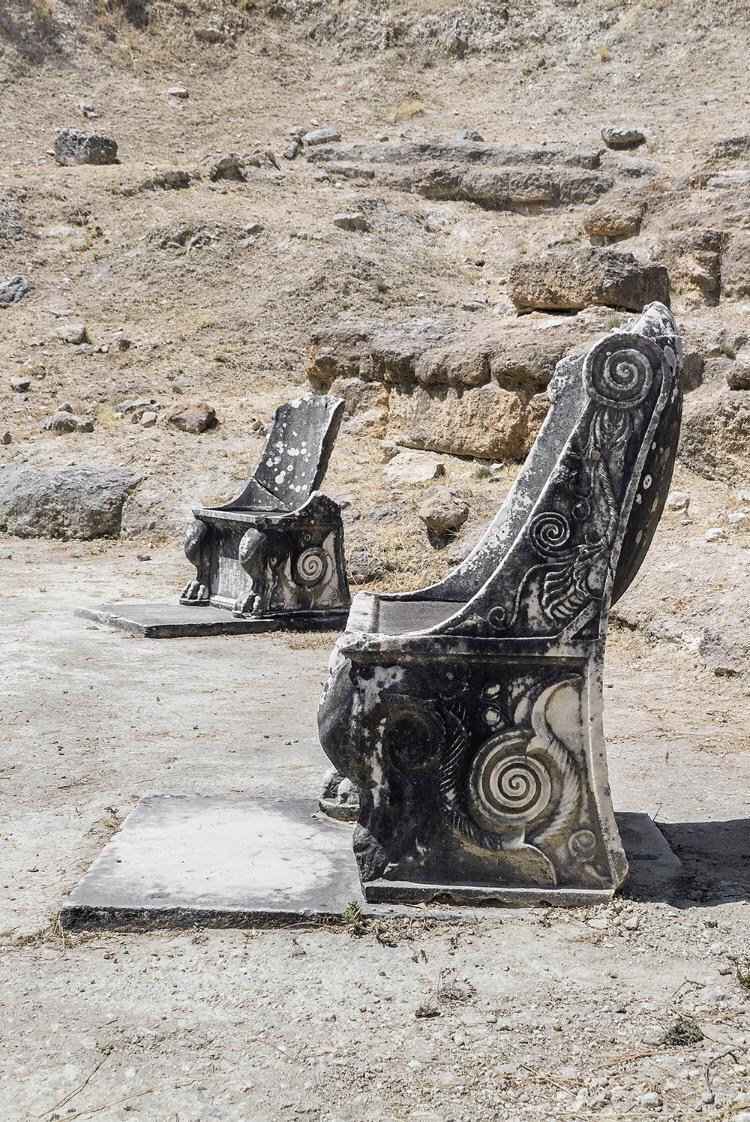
[
  {"xmin": 468, "ymin": 733, "xmax": 552, "ymax": 831},
  {"xmin": 528, "ymin": 511, "xmax": 572, "ymax": 558},
  {"xmin": 294, "ymin": 546, "xmax": 328, "ymax": 587},
  {"xmin": 583, "ymin": 334, "xmax": 660, "ymax": 411}
]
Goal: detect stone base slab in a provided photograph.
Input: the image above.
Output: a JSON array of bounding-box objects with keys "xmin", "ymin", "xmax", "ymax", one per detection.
[
  {"xmin": 60, "ymin": 798, "xmax": 683, "ymax": 931},
  {"xmin": 75, "ymin": 602, "xmax": 348, "ymax": 638}
]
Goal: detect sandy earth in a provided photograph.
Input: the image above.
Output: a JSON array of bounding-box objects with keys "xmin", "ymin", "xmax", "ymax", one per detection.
[
  {"xmin": 1, "ymin": 542, "xmax": 750, "ymax": 1122},
  {"xmin": 2, "ymin": 1, "xmax": 750, "ymax": 1118}
]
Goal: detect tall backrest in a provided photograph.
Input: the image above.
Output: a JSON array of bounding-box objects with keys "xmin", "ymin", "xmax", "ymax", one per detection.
[
  {"xmin": 221, "ymin": 395, "xmax": 344, "ymax": 512},
  {"xmin": 378, "ymin": 303, "xmax": 682, "ymax": 642}
]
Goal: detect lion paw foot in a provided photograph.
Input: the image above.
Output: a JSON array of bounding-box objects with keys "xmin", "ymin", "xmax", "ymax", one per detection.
[{"xmin": 180, "ymin": 580, "xmax": 209, "ymax": 605}]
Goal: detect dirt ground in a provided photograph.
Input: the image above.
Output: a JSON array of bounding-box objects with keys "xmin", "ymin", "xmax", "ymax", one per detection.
[
  {"xmin": 1, "ymin": 542, "xmax": 750, "ymax": 1122},
  {"xmin": 2, "ymin": 0, "xmax": 750, "ymax": 1118}
]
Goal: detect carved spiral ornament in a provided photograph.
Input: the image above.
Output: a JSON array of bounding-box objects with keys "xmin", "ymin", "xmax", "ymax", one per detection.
[
  {"xmin": 468, "ymin": 733, "xmax": 552, "ymax": 831},
  {"xmin": 294, "ymin": 546, "xmax": 328, "ymax": 587},
  {"xmin": 583, "ymin": 334, "xmax": 660, "ymax": 411},
  {"xmin": 528, "ymin": 511, "xmax": 572, "ymax": 558}
]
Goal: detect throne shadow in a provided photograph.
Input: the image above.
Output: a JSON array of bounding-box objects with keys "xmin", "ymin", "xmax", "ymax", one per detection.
[{"xmin": 625, "ymin": 816, "xmax": 750, "ymax": 907}]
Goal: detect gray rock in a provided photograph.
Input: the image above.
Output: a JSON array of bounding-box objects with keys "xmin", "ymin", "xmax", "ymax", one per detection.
[
  {"xmin": 726, "ymin": 363, "xmax": 750, "ymax": 390},
  {"xmin": 305, "ymin": 138, "xmax": 603, "ymax": 171},
  {"xmin": 140, "ymin": 411, "xmax": 158, "ymax": 428},
  {"xmin": 639, "ymin": 1092, "xmax": 663, "ymax": 1109},
  {"xmin": 198, "ymin": 152, "xmax": 248, "ymax": 181},
  {"xmin": 55, "ymin": 321, "xmax": 88, "ymax": 345},
  {"xmin": 303, "ymin": 128, "xmax": 341, "ymax": 147},
  {"xmin": 418, "ymin": 487, "xmax": 469, "ymax": 534},
  {"xmin": 115, "ymin": 397, "xmax": 159, "ymax": 417},
  {"xmin": 342, "ymin": 408, "xmax": 388, "ymax": 436},
  {"xmin": 0, "ymin": 466, "xmax": 141, "ymax": 539},
  {"xmin": 167, "ymin": 85, "xmax": 189, "ymax": 99},
  {"xmin": 344, "ymin": 544, "xmax": 385, "ymax": 584},
  {"xmin": 10, "ymin": 376, "xmax": 30, "ymax": 393},
  {"xmin": 42, "ymin": 407, "xmax": 93, "ymax": 434},
  {"xmin": 333, "ymin": 212, "xmax": 369, "ymax": 232},
  {"xmin": 383, "ymin": 451, "xmax": 446, "ymax": 486},
  {"xmin": 455, "ymin": 128, "xmax": 484, "ymax": 142},
  {"xmin": 445, "ymin": 19, "xmax": 469, "ymax": 57},
  {"xmin": 194, "ymin": 26, "xmax": 226, "ymax": 43},
  {"xmin": 508, "ymin": 247, "xmax": 670, "ymax": 312},
  {"xmin": 601, "ymin": 125, "xmax": 646, "ymax": 150},
  {"xmin": 284, "ymin": 142, "xmax": 301, "ymax": 161},
  {"xmin": 167, "ymin": 402, "xmax": 217, "ymax": 434},
  {"xmin": 53, "ymin": 129, "xmax": 118, "ymax": 167},
  {"xmin": 584, "ymin": 196, "xmax": 644, "ymax": 242},
  {"xmin": 707, "ymin": 170, "xmax": 750, "ymax": 189},
  {"xmin": 665, "ymin": 491, "xmax": 690, "ymax": 513},
  {"xmin": 0, "ymin": 195, "xmax": 23, "ymax": 246},
  {"xmin": 78, "ymin": 100, "xmax": 97, "ymax": 118},
  {"xmin": 0, "ymin": 275, "xmax": 31, "ymax": 306},
  {"xmin": 705, "ymin": 527, "xmax": 727, "ymax": 542}
]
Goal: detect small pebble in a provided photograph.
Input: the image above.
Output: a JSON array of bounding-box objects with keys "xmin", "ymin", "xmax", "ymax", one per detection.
[
  {"xmin": 640, "ymin": 1091, "xmax": 663, "ymax": 1108},
  {"xmin": 705, "ymin": 527, "xmax": 727, "ymax": 542}
]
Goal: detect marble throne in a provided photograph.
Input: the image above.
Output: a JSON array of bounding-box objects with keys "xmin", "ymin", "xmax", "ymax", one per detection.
[
  {"xmin": 318, "ymin": 303, "xmax": 682, "ymax": 905},
  {"xmin": 181, "ymin": 395, "xmax": 350, "ymax": 625}
]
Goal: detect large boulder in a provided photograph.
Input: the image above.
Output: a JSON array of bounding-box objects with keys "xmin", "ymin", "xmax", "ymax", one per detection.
[
  {"xmin": 387, "ymin": 381, "xmax": 532, "ymax": 461},
  {"xmin": 508, "ymin": 247, "xmax": 670, "ymax": 312},
  {"xmin": 54, "ymin": 129, "xmax": 118, "ymax": 166},
  {"xmin": 0, "ymin": 467, "xmax": 141, "ymax": 539}
]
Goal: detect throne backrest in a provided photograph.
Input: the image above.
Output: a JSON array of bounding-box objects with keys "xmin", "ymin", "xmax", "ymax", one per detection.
[
  {"xmin": 377, "ymin": 302, "xmax": 682, "ymax": 642},
  {"xmin": 220, "ymin": 395, "xmax": 344, "ymax": 513}
]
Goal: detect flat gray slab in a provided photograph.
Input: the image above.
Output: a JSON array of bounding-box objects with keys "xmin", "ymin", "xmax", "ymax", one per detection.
[
  {"xmin": 76, "ymin": 602, "xmax": 347, "ymax": 638},
  {"xmin": 60, "ymin": 797, "xmax": 683, "ymax": 930}
]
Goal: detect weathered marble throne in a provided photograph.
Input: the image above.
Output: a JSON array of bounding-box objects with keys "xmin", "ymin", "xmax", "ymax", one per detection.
[
  {"xmin": 181, "ymin": 395, "xmax": 350, "ymax": 624},
  {"xmin": 318, "ymin": 303, "xmax": 682, "ymax": 905}
]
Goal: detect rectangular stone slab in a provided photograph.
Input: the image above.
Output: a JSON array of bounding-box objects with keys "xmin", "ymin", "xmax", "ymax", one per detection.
[
  {"xmin": 61, "ymin": 796, "xmax": 367, "ymax": 929},
  {"xmin": 60, "ymin": 798, "xmax": 683, "ymax": 930},
  {"xmin": 75, "ymin": 603, "xmax": 348, "ymax": 638}
]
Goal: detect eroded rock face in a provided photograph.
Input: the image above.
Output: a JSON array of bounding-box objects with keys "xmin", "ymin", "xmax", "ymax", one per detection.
[
  {"xmin": 653, "ymin": 228, "xmax": 724, "ymax": 307},
  {"xmin": 308, "ymin": 315, "xmax": 601, "ymax": 460},
  {"xmin": 508, "ymin": 247, "xmax": 670, "ymax": 312},
  {"xmin": 306, "ymin": 139, "xmax": 604, "ymax": 170},
  {"xmin": 54, "ymin": 129, "xmax": 118, "ymax": 166},
  {"xmin": 679, "ymin": 383, "xmax": 750, "ymax": 483},
  {"xmin": 584, "ymin": 196, "xmax": 644, "ymax": 242},
  {"xmin": 388, "ymin": 381, "xmax": 531, "ymax": 460},
  {"xmin": 0, "ymin": 466, "xmax": 141, "ymax": 539},
  {"xmin": 305, "ymin": 137, "xmax": 611, "ymax": 212},
  {"xmin": 721, "ymin": 231, "xmax": 750, "ymax": 300}
]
